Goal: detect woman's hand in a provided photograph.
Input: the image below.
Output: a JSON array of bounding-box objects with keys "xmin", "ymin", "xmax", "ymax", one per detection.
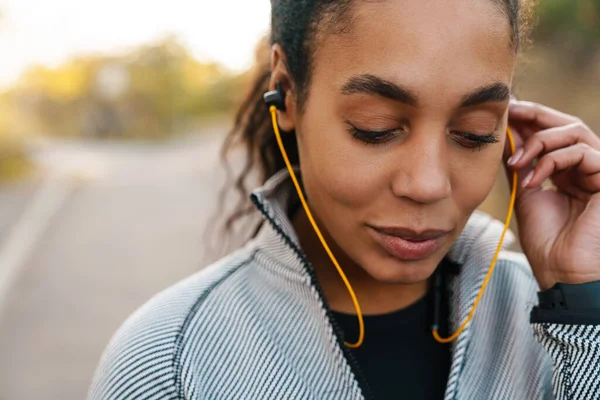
[{"xmin": 504, "ymin": 100, "xmax": 600, "ymax": 290}]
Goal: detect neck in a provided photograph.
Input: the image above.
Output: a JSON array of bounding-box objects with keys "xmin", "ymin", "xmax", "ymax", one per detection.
[{"xmin": 292, "ymin": 208, "xmax": 429, "ymax": 315}]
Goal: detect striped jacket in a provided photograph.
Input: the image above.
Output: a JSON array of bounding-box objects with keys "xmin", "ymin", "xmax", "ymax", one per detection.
[{"xmin": 90, "ymin": 170, "xmax": 600, "ymax": 399}]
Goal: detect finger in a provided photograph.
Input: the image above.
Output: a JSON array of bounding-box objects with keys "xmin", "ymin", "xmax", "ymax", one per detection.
[
  {"xmin": 502, "ymin": 124, "xmax": 537, "ymax": 198},
  {"xmin": 552, "ymin": 171, "xmax": 595, "ymax": 201},
  {"xmin": 503, "ymin": 124, "xmax": 524, "ymax": 161},
  {"xmin": 524, "ymin": 143, "xmax": 600, "ymax": 190},
  {"xmin": 508, "ymin": 122, "xmax": 600, "ymax": 168},
  {"xmin": 506, "ymin": 116, "xmax": 544, "ymax": 139},
  {"xmin": 509, "ymin": 100, "xmax": 581, "ymax": 130}
]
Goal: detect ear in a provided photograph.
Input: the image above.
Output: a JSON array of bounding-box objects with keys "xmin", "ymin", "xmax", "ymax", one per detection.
[{"xmin": 269, "ymin": 44, "xmax": 297, "ymax": 132}]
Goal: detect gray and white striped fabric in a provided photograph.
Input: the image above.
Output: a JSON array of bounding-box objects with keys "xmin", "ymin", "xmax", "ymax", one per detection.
[{"xmin": 89, "ymin": 170, "xmax": 600, "ymax": 399}]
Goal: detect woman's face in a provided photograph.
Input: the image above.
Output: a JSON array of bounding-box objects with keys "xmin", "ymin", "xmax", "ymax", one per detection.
[{"xmin": 289, "ymin": 0, "xmax": 516, "ymax": 283}]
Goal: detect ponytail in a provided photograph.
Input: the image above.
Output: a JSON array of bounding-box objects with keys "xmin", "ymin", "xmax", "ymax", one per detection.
[{"xmin": 212, "ymin": 49, "xmax": 299, "ymax": 254}]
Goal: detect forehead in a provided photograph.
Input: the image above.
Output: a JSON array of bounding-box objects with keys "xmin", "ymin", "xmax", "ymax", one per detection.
[{"xmin": 312, "ymin": 0, "xmax": 515, "ymax": 104}]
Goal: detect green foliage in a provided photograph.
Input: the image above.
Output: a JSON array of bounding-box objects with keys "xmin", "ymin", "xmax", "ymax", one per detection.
[
  {"xmin": 536, "ymin": 0, "xmax": 600, "ymax": 36},
  {"xmin": 534, "ymin": 0, "xmax": 600, "ymax": 66},
  {"xmin": 5, "ymin": 36, "xmax": 249, "ymax": 139},
  {"xmin": 0, "ymin": 149, "xmax": 31, "ymax": 182},
  {"xmin": 2, "ymin": 2, "xmax": 599, "ymax": 141},
  {"xmin": 0, "ymin": 132, "xmax": 31, "ymax": 183}
]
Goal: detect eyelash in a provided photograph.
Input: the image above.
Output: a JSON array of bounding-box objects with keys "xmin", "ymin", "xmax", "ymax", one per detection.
[
  {"xmin": 347, "ymin": 123, "xmax": 499, "ymax": 151},
  {"xmin": 451, "ymin": 130, "xmax": 500, "ymax": 151},
  {"xmin": 348, "ymin": 126, "xmax": 400, "ymax": 145},
  {"xmin": 345, "ymin": 120, "xmax": 406, "ymax": 145}
]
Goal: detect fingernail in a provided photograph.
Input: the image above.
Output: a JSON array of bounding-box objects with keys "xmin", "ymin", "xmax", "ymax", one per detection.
[
  {"xmin": 508, "ymin": 148, "xmax": 524, "ymax": 166},
  {"xmin": 522, "ymin": 171, "xmax": 534, "ymax": 188}
]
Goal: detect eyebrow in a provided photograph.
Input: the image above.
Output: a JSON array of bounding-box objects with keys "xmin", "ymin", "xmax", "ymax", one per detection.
[
  {"xmin": 340, "ymin": 74, "xmax": 510, "ymax": 108},
  {"xmin": 459, "ymin": 83, "xmax": 511, "ymax": 107},
  {"xmin": 341, "ymin": 74, "xmax": 418, "ymax": 106}
]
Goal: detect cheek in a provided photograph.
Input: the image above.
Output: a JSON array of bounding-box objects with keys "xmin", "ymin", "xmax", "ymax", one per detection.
[
  {"xmin": 296, "ymin": 116, "xmax": 387, "ymax": 211},
  {"xmin": 452, "ymin": 145, "xmax": 504, "ymax": 213}
]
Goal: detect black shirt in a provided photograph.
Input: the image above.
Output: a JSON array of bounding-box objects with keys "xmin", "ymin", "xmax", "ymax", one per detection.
[{"xmin": 331, "ymin": 289, "xmax": 451, "ymax": 400}]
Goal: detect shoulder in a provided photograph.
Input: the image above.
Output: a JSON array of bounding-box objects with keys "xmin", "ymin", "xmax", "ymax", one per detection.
[
  {"xmin": 456, "ymin": 210, "xmax": 541, "ymax": 311},
  {"xmin": 461, "ymin": 211, "xmax": 538, "ymax": 291},
  {"xmin": 493, "ymin": 249, "xmax": 539, "ymax": 302},
  {"xmin": 455, "ymin": 227, "xmax": 554, "ymax": 396},
  {"xmin": 88, "ymin": 246, "xmax": 258, "ymax": 400},
  {"xmin": 497, "ymin": 249, "xmax": 535, "ymax": 281}
]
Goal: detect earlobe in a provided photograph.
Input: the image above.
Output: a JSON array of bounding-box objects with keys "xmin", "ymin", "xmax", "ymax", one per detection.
[{"xmin": 272, "ymin": 82, "xmax": 296, "ymax": 133}]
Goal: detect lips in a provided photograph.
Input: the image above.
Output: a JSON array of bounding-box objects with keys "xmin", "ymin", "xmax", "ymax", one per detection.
[
  {"xmin": 374, "ymin": 227, "xmax": 449, "ymax": 242},
  {"xmin": 369, "ymin": 226, "xmax": 451, "ymax": 261}
]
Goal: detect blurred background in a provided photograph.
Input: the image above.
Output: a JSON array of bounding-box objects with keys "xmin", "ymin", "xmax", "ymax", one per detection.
[{"xmin": 0, "ymin": 1, "xmax": 598, "ymax": 399}]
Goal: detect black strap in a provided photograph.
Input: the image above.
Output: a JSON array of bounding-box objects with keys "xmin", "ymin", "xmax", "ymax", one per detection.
[
  {"xmin": 537, "ymin": 281, "xmax": 600, "ymax": 310},
  {"xmin": 531, "ymin": 280, "xmax": 600, "ymax": 325}
]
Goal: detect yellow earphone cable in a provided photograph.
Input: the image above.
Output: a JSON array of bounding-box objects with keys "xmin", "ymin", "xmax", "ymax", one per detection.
[
  {"xmin": 269, "ymin": 104, "xmax": 517, "ymax": 347},
  {"xmin": 269, "ymin": 105, "xmax": 365, "ymax": 348},
  {"xmin": 433, "ymin": 126, "xmax": 517, "ymax": 343}
]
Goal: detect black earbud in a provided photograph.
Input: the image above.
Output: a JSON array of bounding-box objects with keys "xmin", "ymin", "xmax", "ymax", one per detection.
[{"xmin": 263, "ymin": 81, "xmax": 287, "ymax": 111}]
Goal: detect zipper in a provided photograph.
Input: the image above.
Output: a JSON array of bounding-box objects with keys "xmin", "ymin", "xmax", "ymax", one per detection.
[{"xmin": 251, "ymin": 195, "xmax": 375, "ymax": 400}]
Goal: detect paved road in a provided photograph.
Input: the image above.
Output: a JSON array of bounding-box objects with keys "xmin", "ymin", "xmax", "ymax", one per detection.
[{"xmin": 0, "ymin": 129, "xmax": 243, "ymax": 400}]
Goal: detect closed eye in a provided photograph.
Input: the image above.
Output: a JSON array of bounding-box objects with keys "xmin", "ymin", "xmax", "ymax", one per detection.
[
  {"xmin": 450, "ymin": 130, "xmax": 499, "ymax": 151},
  {"xmin": 345, "ymin": 121, "xmax": 406, "ymax": 146}
]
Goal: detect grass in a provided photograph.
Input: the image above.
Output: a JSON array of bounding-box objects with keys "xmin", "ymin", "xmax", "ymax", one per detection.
[{"xmin": 0, "ymin": 143, "xmax": 32, "ymax": 183}]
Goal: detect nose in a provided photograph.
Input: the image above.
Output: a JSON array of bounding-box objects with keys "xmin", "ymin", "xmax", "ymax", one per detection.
[{"xmin": 390, "ymin": 133, "xmax": 452, "ymax": 205}]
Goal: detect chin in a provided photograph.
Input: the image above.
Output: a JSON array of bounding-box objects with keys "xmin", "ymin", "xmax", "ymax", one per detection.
[{"xmin": 364, "ymin": 257, "xmax": 438, "ymax": 284}]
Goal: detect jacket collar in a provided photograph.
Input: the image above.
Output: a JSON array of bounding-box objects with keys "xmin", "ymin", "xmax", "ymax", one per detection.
[
  {"xmin": 249, "ymin": 169, "xmax": 308, "ymax": 280},
  {"xmin": 250, "ymin": 169, "xmax": 518, "ymax": 396}
]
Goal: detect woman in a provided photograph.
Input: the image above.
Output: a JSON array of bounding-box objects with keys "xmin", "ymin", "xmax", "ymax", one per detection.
[{"xmin": 90, "ymin": 1, "xmax": 600, "ymax": 399}]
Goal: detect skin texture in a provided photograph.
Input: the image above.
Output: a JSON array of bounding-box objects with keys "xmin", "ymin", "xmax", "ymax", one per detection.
[{"xmin": 269, "ymin": 0, "xmax": 600, "ymax": 315}]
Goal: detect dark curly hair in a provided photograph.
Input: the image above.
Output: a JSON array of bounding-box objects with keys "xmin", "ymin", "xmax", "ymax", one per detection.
[{"xmin": 214, "ymin": 0, "xmax": 536, "ymax": 253}]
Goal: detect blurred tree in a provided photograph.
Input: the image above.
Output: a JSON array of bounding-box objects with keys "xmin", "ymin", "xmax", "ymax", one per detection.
[
  {"xmin": 8, "ymin": 35, "xmax": 249, "ymax": 140},
  {"xmin": 0, "ymin": 8, "xmax": 33, "ymax": 182},
  {"xmin": 513, "ymin": 0, "xmax": 600, "ymax": 132},
  {"xmin": 534, "ymin": 0, "xmax": 600, "ymax": 68},
  {"xmin": 3, "ymin": 2, "xmax": 600, "ymax": 141}
]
